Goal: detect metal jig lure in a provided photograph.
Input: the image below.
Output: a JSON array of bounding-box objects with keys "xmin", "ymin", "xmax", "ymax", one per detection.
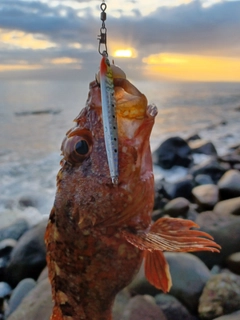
[{"xmin": 98, "ymin": 2, "xmax": 119, "ymax": 184}]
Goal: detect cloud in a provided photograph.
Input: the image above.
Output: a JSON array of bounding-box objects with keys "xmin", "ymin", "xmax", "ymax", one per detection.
[{"xmin": 0, "ymin": 0, "xmax": 239, "ymax": 80}]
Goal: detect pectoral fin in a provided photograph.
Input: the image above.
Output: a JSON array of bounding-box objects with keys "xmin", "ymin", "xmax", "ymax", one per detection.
[
  {"xmin": 122, "ymin": 217, "xmax": 221, "ymax": 291},
  {"xmin": 144, "ymin": 250, "xmax": 172, "ymax": 293}
]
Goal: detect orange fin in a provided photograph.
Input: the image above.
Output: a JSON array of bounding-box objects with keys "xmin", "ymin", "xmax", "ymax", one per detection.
[
  {"xmin": 122, "ymin": 217, "xmax": 221, "ymax": 253},
  {"xmin": 144, "ymin": 250, "xmax": 172, "ymax": 293}
]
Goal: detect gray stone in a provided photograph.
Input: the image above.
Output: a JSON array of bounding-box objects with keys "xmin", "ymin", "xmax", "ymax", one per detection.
[
  {"xmin": 153, "ymin": 137, "xmax": 193, "ymax": 169},
  {"xmin": 0, "ymin": 282, "xmax": 11, "ymax": 298},
  {"xmin": 198, "ymin": 273, "xmax": 240, "ymax": 320},
  {"xmin": 7, "ymin": 278, "xmax": 52, "ymax": 320},
  {"xmin": 0, "ymin": 220, "xmax": 28, "ymax": 242},
  {"xmin": 155, "ymin": 293, "xmax": 197, "ymax": 320},
  {"xmin": 218, "ymin": 170, "xmax": 240, "ymax": 200},
  {"xmin": 5, "ymin": 278, "xmax": 36, "ymax": 318},
  {"xmin": 194, "ymin": 211, "xmax": 240, "ymax": 268},
  {"xmin": 192, "ymin": 184, "xmax": 219, "ymax": 210},
  {"xmin": 165, "ymin": 252, "xmax": 211, "ymax": 313},
  {"xmin": 213, "ymin": 310, "xmax": 240, "ymax": 320},
  {"xmin": 113, "ymin": 289, "xmax": 131, "ymax": 320},
  {"xmin": 120, "ymin": 295, "xmax": 167, "ymax": 320},
  {"xmin": 214, "ymin": 197, "xmax": 240, "ymax": 216},
  {"xmin": 226, "ymin": 252, "xmax": 240, "ymax": 275},
  {"xmin": 163, "ymin": 197, "xmax": 190, "ymax": 217},
  {"xmin": 189, "ymin": 159, "xmax": 226, "ymax": 184},
  {"xmin": 0, "ymin": 239, "xmax": 17, "ymax": 257},
  {"xmin": 189, "ymin": 140, "xmax": 217, "ymax": 156},
  {"xmin": 194, "ymin": 174, "xmax": 214, "ymax": 186},
  {"xmin": 5, "ymin": 219, "xmax": 48, "ymax": 287}
]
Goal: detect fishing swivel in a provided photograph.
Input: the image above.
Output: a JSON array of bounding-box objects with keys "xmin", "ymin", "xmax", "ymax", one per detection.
[{"xmin": 98, "ymin": 2, "xmax": 108, "ymax": 56}]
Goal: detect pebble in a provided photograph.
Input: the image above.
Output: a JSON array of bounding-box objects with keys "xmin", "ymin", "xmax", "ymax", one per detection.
[
  {"xmin": 161, "ymin": 175, "xmax": 194, "ymax": 200},
  {"xmin": 198, "ymin": 272, "xmax": 240, "ymax": 319},
  {"xmin": 0, "ymin": 282, "xmax": 11, "ymax": 299},
  {"xmin": 218, "ymin": 170, "xmax": 240, "ymax": 200},
  {"xmin": 189, "ymin": 139, "xmax": 218, "ymax": 156},
  {"xmin": 194, "ymin": 211, "xmax": 240, "ymax": 268},
  {"xmin": 192, "ymin": 184, "xmax": 219, "ymax": 210},
  {"xmin": 213, "ymin": 310, "xmax": 240, "ymax": 320},
  {"xmin": 226, "ymin": 252, "xmax": 240, "ymax": 275},
  {"xmin": 189, "ymin": 159, "xmax": 226, "ymax": 184},
  {"xmin": 214, "ymin": 197, "xmax": 240, "ymax": 216},
  {"xmin": 0, "ymin": 239, "xmax": 17, "ymax": 257},
  {"xmin": 153, "ymin": 136, "xmax": 193, "ymax": 169},
  {"xmin": 5, "ymin": 219, "xmax": 48, "ymax": 287},
  {"xmin": 7, "ymin": 278, "xmax": 52, "ymax": 320},
  {"xmin": 0, "ymin": 220, "xmax": 29, "ymax": 243},
  {"xmin": 194, "ymin": 174, "xmax": 214, "ymax": 186},
  {"xmin": 120, "ymin": 295, "xmax": 167, "ymax": 320},
  {"xmin": 163, "ymin": 197, "xmax": 190, "ymax": 217},
  {"xmin": 5, "ymin": 278, "xmax": 36, "ymax": 318},
  {"xmin": 155, "ymin": 293, "xmax": 197, "ymax": 320},
  {"xmin": 165, "ymin": 252, "xmax": 211, "ymax": 312}
]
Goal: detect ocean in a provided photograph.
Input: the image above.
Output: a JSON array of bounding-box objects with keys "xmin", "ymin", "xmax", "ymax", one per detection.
[{"xmin": 0, "ymin": 79, "xmax": 239, "ymax": 217}]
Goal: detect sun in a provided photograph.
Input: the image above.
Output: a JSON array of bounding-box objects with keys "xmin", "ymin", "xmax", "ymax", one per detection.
[{"xmin": 113, "ymin": 48, "xmax": 137, "ymax": 58}]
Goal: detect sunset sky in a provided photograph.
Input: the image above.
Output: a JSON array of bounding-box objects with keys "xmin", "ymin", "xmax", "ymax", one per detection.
[{"xmin": 0, "ymin": 0, "xmax": 240, "ymax": 81}]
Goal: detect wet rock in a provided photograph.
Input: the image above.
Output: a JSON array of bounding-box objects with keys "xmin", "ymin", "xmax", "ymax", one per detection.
[
  {"xmin": 5, "ymin": 219, "xmax": 47, "ymax": 287},
  {"xmin": 0, "ymin": 220, "xmax": 29, "ymax": 242},
  {"xmin": 198, "ymin": 273, "xmax": 240, "ymax": 320},
  {"xmin": 192, "ymin": 184, "xmax": 219, "ymax": 211},
  {"xmin": 219, "ymin": 154, "xmax": 240, "ymax": 166},
  {"xmin": 214, "ymin": 197, "xmax": 240, "ymax": 216},
  {"xmin": 187, "ymin": 134, "xmax": 201, "ymax": 141},
  {"xmin": 166, "ymin": 252, "xmax": 211, "ymax": 312},
  {"xmin": 153, "ymin": 137, "xmax": 193, "ymax": 169},
  {"xmin": 7, "ymin": 278, "xmax": 52, "ymax": 320},
  {"xmin": 189, "ymin": 140, "xmax": 217, "ymax": 156},
  {"xmin": 213, "ymin": 310, "xmax": 240, "ymax": 320},
  {"xmin": 113, "ymin": 289, "xmax": 131, "ymax": 320},
  {"xmin": 194, "ymin": 211, "xmax": 240, "ymax": 268},
  {"xmin": 120, "ymin": 295, "xmax": 167, "ymax": 320},
  {"xmin": 194, "ymin": 174, "xmax": 214, "ymax": 186},
  {"xmin": 163, "ymin": 197, "xmax": 190, "ymax": 217},
  {"xmin": 162, "ymin": 176, "xmax": 194, "ymax": 200},
  {"xmin": 0, "ymin": 239, "xmax": 17, "ymax": 257},
  {"xmin": 5, "ymin": 278, "xmax": 36, "ymax": 318},
  {"xmin": 218, "ymin": 170, "xmax": 240, "ymax": 200},
  {"xmin": 128, "ymin": 264, "xmax": 159, "ymax": 297},
  {"xmin": 189, "ymin": 159, "xmax": 226, "ymax": 184},
  {"xmin": 155, "ymin": 293, "xmax": 197, "ymax": 320},
  {"xmin": 226, "ymin": 252, "xmax": 240, "ymax": 275},
  {"xmin": 0, "ymin": 282, "xmax": 11, "ymax": 298},
  {"xmin": 37, "ymin": 266, "xmax": 48, "ymax": 283},
  {"xmin": 0, "ymin": 257, "xmax": 8, "ymax": 281}
]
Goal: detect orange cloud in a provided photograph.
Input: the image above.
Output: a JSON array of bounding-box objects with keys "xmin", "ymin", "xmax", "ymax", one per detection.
[{"xmin": 143, "ymin": 53, "xmax": 240, "ymax": 82}]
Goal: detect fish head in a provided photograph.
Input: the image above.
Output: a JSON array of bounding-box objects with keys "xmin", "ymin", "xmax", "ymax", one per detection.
[{"xmin": 58, "ymin": 70, "xmax": 157, "ymax": 228}]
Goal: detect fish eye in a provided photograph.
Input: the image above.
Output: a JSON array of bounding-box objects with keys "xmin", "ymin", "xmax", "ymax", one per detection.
[
  {"xmin": 61, "ymin": 129, "xmax": 93, "ymax": 165},
  {"xmin": 75, "ymin": 140, "xmax": 89, "ymax": 155}
]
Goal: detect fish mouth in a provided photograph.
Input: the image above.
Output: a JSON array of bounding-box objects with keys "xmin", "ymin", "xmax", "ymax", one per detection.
[{"xmin": 114, "ymin": 78, "xmax": 148, "ymax": 120}]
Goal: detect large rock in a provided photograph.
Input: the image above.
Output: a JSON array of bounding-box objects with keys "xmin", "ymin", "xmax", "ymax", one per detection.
[
  {"xmin": 189, "ymin": 140, "xmax": 217, "ymax": 156},
  {"xmin": 194, "ymin": 211, "xmax": 240, "ymax": 268},
  {"xmin": 7, "ymin": 278, "xmax": 52, "ymax": 320},
  {"xmin": 165, "ymin": 252, "xmax": 211, "ymax": 312},
  {"xmin": 161, "ymin": 176, "xmax": 194, "ymax": 200},
  {"xmin": 153, "ymin": 137, "xmax": 193, "ymax": 169},
  {"xmin": 214, "ymin": 197, "xmax": 240, "ymax": 216},
  {"xmin": 218, "ymin": 170, "xmax": 240, "ymax": 200},
  {"xmin": 5, "ymin": 219, "xmax": 47, "ymax": 287},
  {"xmin": 189, "ymin": 159, "xmax": 226, "ymax": 184},
  {"xmin": 213, "ymin": 310, "xmax": 240, "ymax": 320},
  {"xmin": 198, "ymin": 273, "xmax": 240, "ymax": 320},
  {"xmin": 0, "ymin": 220, "xmax": 29, "ymax": 242},
  {"xmin": 155, "ymin": 293, "xmax": 197, "ymax": 320},
  {"xmin": 120, "ymin": 295, "xmax": 167, "ymax": 320},
  {"xmin": 5, "ymin": 278, "xmax": 36, "ymax": 318},
  {"xmin": 192, "ymin": 184, "xmax": 219, "ymax": 211},
  {"xmin": 226, "ymin": 252, "xmax": 240, "ymax": 275},
  {"xmin": 163, "ymin": 197, "xmax": 190, "ymax": 218}
]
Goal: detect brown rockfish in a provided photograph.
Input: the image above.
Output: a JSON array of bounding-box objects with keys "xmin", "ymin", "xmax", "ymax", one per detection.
[{"xmin": 45, "ymin": 58, "xmax": 220, "ymax": 320}]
